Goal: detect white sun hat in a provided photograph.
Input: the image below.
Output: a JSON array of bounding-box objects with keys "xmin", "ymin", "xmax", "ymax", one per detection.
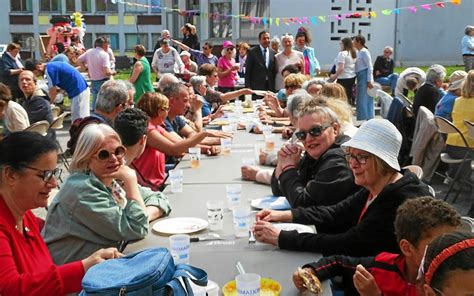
[
  {"xmin": 341, "ymin": 119, "xmax": 402, "ymax": 171},
  {"xmin": 367, "ymin": 82, "xmax": 382, "ymax": 98}
]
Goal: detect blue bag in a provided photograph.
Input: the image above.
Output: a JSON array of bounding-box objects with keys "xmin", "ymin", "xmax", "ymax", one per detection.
[{"xmin": 80, "ymin": 247, "xmax": 207, "ymax": 296}]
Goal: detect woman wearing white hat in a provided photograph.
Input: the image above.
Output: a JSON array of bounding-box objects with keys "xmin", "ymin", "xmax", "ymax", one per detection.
[{"xmin": 253, "ymin": 119, "xmax": 431, "ymax": 257}]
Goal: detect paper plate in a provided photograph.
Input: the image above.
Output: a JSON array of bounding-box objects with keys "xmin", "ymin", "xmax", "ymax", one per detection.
[
  {"xmin": 250, "ymin": 196, "xmax": 291, "ymax": 210},
  {"xmin": 253, "ymin": 90, "xmax": 268, "ymax": 97},
  {"xmin": 209, "ymin": 119, "xmax": 229, "ymax": 126},
  {"xmin": 273, "ymin": 223, "xmax": 315, "ymax": 234},
  {"xmin": 222, "ymin": 278, "xmax": 281, "ymax": 296},
  {"xmin": 152, "ymin": 217, "xmax": 208, "ymax": 235}
]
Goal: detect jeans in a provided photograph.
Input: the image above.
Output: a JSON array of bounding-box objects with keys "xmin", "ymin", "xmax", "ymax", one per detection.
[
  {"xmin": 356, "ymin": 69, "xmax": 374, "ymax": 121},
  {"xmin": 90, "ymin": 79, "xmax": 108, "ymax": 111},
  {"xmin": 375, "ymin": 73, "xmax": 399, "ymax": 93}
]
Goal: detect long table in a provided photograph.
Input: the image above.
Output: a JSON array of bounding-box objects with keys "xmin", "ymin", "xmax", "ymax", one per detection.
[{"xmin": 127, "ymin": 130, "xmax": 332, "ymax": 295}]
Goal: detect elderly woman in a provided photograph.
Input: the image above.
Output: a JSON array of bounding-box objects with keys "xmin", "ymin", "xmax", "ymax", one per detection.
[
  {"xmin": 254, "ymin": 119, "xmax": 431, "ymax": 257},
  {"xmin": 236, "ymin": 42, "xmax": 250, "ymax": 77},
  {"xmin": 0, "ymin": 132, "xmax": 120, "ymax": 295},
  {"xmin": 330, "ymin": 37, "xmax": 357, "ymax": 105},
  {"xmin": 43, "ymin": 124, "xmax": 170, "ymax": 265},
  {"xmin": 275, "ymin": 34, "xmax": 305, "ymax": 91},
  {"xmin": 0, "ymin": 82, "xmax": 29, "ymax": 133},
  {"xmin": 151, "ymin": 39, "xmax": 184, "ymax": 79},
  {"xmin": 302, "ymin": 78, "xmax": 326, "ymax": 97},
  {"xmin": 422, "ymin": 232, "xmax": 474, "ymax": 296},
  {"xmin": 412, "ymin": 64, "xmax": 447, "ymax": 116},
  {"xmin": 129, "ymin": 44, "xmax": 154, "ymax": 104},
  {"xmin": 270, "ymin": 98, "xmax": 357, "ymax": 208},
  {"xmin": 271, "ymin": 36, "xmax": 281, "ymax": 54},
  {"xmin": 133, "ymin": 92, "xmax": 211, "ymax": 190},
  {"xmin": 0, "ymin": 43, "xmax": 24, "ymax": 99},
  {"xmin": 295, "ymin": 27, "xmax": 321, "ymax": 77},
  {"xmin": 217, "ymin": 41, "xmax": 240, "ymax": 93},
  {"xmin": 462, "ymin": 25, "xmax": 474, "ymax": 72}
]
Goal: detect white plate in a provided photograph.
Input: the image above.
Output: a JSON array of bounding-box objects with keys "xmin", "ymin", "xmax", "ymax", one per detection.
[
  {"xmin": 250, "ymin": 195, "xmax": 291, "ymax": 210},
  {"xmin": 252, "ymin": 90, "xmax": 268, "ymax": 97},
  {"xmin": 152, "ymin": 217, "xmax": 208, "ymax": 235},
  {"xmin": 273, "ymin": 223, "xmax": 315, "ymax": 234}
]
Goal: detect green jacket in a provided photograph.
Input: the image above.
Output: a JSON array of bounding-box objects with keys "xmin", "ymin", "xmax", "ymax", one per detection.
[{"xmin": 42, "ymin": 172, "xmax": 171, "ymax": 265}]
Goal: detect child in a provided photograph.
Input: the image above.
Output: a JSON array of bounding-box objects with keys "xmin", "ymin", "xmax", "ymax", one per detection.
[
  {"xmin": 422, "ymin": 231, "xmax": 474, "ymax": 296},
  {"xmin": 292, "ymin": 196, "xmax": 461, "ymax": 295}
]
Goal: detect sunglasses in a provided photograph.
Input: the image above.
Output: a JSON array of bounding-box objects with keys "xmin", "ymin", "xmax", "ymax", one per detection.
[
  {"xmin": 24, "ymin": 166, "xmax": 62, "ymax": 183},
  {"xmin": 226, "ymin": 48, "xmax": 234, "ymax": 51},
  {"xmin": 202, "ymin": 47, "xmax": 210, "ymax": 50},
  {"xmin": 96, "ymin": 146, "xmax": 126, "ymax": 161},
  {"xmin": 345, "ymin": 153, "xmax": 371, "ymax": 165},
  {"xmin": 294, "ymin": 124, "xmax": 331, "ymax": 140}
]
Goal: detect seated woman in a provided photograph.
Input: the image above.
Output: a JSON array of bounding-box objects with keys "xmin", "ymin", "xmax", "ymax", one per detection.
[
  {"xmin": 0, "ymin": 131, "xmax": 120, "ymax": 295},
  {"xmin": 422, "ymin": 232, "xmax": 474, "ymax": 295},
  {"xmin": 253, "ymin": 119, "xmax": 431, "ymax": 257},
  {"xmin": 0, "ymin": 82, "xmax": 29, "ymax": 133},
  {"xmin": 320, "ymin": 82, "xmax": 349, "ymax": 103},
  {"xmin": 133, "ymin": 92, "xmax": 212, "ymax": 190},
  {"xmin": 43, "ymin": 124, "xmax": 170, "ymax": 265},
  {"xmin": 270, "ymin": 98, "xmax": 357, "ymax": 208},
  {"xmin": 263, "ymin": 73, "xmax": 308, "ymax": 118}
]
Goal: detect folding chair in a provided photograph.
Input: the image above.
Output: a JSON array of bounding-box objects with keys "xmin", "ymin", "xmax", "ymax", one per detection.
[
  {"xmin": 376, "ymin": 90, "xmax": 393, "ymax": 119},
  {"xmin": 51, "ymin": 105, "xmax": 61, "ymax": 119},
  {"xmin": 49, "ymin": 112, "xmax": 71, "ymax": 170},
  {"xmin": 435, "ymin": 116, "xmax": 472, "ymax": 202},
  {"xmin": 403, "ymin": 165, "xmax": 424, "ymax": 180},
  {"xmin": 24, "ymin": 120, "xmax": 50, "ymax": 136}
]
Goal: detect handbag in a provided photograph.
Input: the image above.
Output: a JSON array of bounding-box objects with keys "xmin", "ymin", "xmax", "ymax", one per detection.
[{"xmin": 80, "ymin": 247, "xmax": 207, "ymax": 296}]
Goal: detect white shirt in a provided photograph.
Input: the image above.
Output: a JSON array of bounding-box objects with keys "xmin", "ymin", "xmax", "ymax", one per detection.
[{"xmin": 334, "ymin": 51, "xmax": 356, "ymax": 79}]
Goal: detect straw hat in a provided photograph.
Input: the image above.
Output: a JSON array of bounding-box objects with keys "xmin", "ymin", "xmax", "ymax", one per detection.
[
  {"xmin": 447, "ymin": 70, "xmax": 467, "ymax": 91},
  {"xmin": 342, "ymin": 119, "xmax": 402, "ymax": 171}
]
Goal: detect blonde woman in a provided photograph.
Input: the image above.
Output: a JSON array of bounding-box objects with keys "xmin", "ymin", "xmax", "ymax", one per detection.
[{"xmin": 275, "ymin": 34, "xmax": 305, "ymax": 90}]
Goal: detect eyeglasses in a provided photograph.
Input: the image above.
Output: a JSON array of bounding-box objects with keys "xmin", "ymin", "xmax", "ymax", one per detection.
[
  {"xmin": 23, "ymin": 166, "xmax": 62, "ymax": 183},
  {"xmin": 294, "ymin": 124, "xmax": 331, "ymax": 140},
  {"xmin": 345, "ymin": 153, "xmax": 371, "ymax": 166},
  {"xmin": 95, "ymin": 146, "xmax": 126, "ymax": 161}
]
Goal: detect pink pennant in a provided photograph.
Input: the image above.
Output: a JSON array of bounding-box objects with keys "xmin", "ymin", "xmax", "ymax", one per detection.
[
  {"xmin": 435, "ymin": 2, "xmax": 445, "ymax": 7},
  {"xmin": 421, "ymin": 4, "xmax": 432, "ymax": 10},
  {"xmin": 409, "ymin": 6, "xmax": 417, "ymax": 13}
]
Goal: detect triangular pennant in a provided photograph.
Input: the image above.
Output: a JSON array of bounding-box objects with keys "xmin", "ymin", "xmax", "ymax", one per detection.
[
  {"xmin": 269, "ymin": 18, "xmax": 273, "ymax": 25},
  {"xmin": 381, "ymin": 9, "xmax": 392, "ymax": 15},
  {"xmin": 451, "ymin": 0, "xmax": 461, "ymax": 4},
  {"xmin": 289, "ymin": 17, "xmax": 295, "ymax": 23},
  {"xmin": 275, "ymin": 17, "xmax": 280, "ymax": 26},
  {"xmin": 250, "ymin": 16, "xmax": 257, "ymax": 24},
  {"xmin": 257, "ymin": 17, "xmax": 262, "ymax": 25},
  {"xmin": 310, "ymin": 17, "xmax": 318, "ymax": 25},
  {"xmin": 334, "ymin": 15, "xmax": 342, "ymax": 20},
  {"xmin": 393, "ymin": 8, "xmax": 401, "ymax": 14},
  {"xmin": 303, "ymin": 17, "xmax": 310, "ymax": 24},
  {"xmin": 318, "ymin": 16, "xmax": 326, "ymax": 22},
  {"xmin": 409, "ymin": 6, "xmax": 417, "ymax": 13},
  {"xmin": 435, "ymin": 2, "xmax": 445, "ymax": 8},
  {"xmin": 262, "ymin": 17, "xmax": 267, "ymax": 25},
  {"xmin": 283, "ymin": 17, "xmax": 288, "ymax": 25},
  {"xmin": 370, "ymin": 11, "xmax": 377, "ymax": 18},
  {"xmin": 421, "ymin": 4, "xmax": 432, "ymax": 10}
]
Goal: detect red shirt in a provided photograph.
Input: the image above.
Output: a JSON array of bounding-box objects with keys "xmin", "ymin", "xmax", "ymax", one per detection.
[{"xmin": 0, "ymin": 197, "xmax": 84, "ymax": 295}]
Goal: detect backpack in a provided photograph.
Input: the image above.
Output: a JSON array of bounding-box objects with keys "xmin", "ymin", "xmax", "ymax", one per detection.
[{"xmin": 80, "ymin": 248, "xmax": 207, "ymax": 296}]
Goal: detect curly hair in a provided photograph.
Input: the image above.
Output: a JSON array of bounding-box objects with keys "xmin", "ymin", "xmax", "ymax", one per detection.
[{"xmin": 395, "ymin": 196, "xmax": 461, "ymax": 246}]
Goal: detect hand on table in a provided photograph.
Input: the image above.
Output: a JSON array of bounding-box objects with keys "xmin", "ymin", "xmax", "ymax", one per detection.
[
  {"xmin": 353, "ymin": 264, "xmax": 382, "ymax": 296},
  {"xmin": 256, "ymin": 209, "xmax": 292, "ymax": 222},
  {"xmin": 205, "ymin": 129, "xmax": 233, "ymax": 138},
  {"xmin": 252, "ymin": 220, "xmax": 280, "ymax": 246},
  {"xmin": 241, "ymin": 166, "xmax": 259, "ymax": 181}
]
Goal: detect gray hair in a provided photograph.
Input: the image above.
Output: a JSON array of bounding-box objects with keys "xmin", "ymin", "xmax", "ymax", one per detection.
[
  {"xmin": 95, "ymin": 80, "xmax": 129, "ymax": 113},
  {"xmin": 162, "ymin": 82, "xmax": 186, "ymax": 100},
  {"xmin": 190, "ymin": 75, "xmax": 206, "ymax": 90},
  {"xmin": 162, "ymin": 29, "xmax": 170, "ymax": 35},
  {"xmin": 465, "ymin": 25, "xmax": 474, "ymax": 35},
  {"xmin": 70, "ymin": 123, "xmax": 122, "ymax": 173},
  {"xmin": 281, "ymin": 34, "xmax": 294, "ymax": 44},
  {"xmin": 426, "ymin": 64, "xmax": 447, "ymax": 84},
  {"xmin": 384, "ymin": 46, "xmax": 394, "ymax": 53},
  {"xmin": 287, "ymin": 90, "xmax": 313, "ymax": 118},
  {"xmin": 302, "ymin": 78, "xmax": 326, "ymax": 92},
  {"xmin": 158, "ymin": 73, "xmax": 179, "ymax": 91},
  {"xmin": 270, "ymin": 36, "xmax": 280, "ymax": 45},
  {"xmin": 297, "ymin": 97, "xmax": 340, "ymax": 127}
]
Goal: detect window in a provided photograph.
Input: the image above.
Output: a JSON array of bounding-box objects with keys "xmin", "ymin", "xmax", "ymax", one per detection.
[
  {"xmin": 151, "ymin": 0, "xmax": 161, "ymax": 13},
  {"xmin": 97, "ymin": 33, "xmax": 119, "ymax": 50},
  {"xmin": 125, "ymin": 0, "xmax": 148, "ymax": 13},
  {"xmin": 240, "ymin": 0, "xmax": 269, "ymax": 39},
  {"xmin": 82, "ymin": 0, "xmax": 92, "ymax": 12},
  {"xmin": 209, "ymin": 1, "xmax": 232, "ymax": 39},
  {"xmin": 66, "ymin": 0, "xmax": 76, "ymax": 11},
  {"xmin": 11, "ymin": 0, "xmax": 32, "ymax": 12},
  {"xmin": 11, "ymin": 33, "xmax": 34, "ymax": 51},
  {"xmin": 83, "ymin": 33, "xmax": 93, "ymax": 49},
  {"xmin": 40, "ymin": 0, "xmax": 61, "ymax": 12},
  {"xmin": 96, "ymin": 0, "xmax": 118, "ymax": 12},
  {"xmin": 125, "ymin": 33, "xmax": 148, "ymax": 50}
]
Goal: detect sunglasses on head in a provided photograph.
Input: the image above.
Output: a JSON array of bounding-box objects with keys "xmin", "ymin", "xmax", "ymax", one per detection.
[
  {"xmin": 294, "ymin": 124, "xmax": 331, "ymax": 140},
  {"xmin": 24, "ymin": 166, "xmax": 62, "ymax": 183},
  {"xmin": 96, "ymin": 146, "xmax": 126, "ymax": 161}
]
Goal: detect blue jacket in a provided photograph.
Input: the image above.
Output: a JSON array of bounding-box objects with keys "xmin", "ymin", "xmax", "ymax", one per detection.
[
  {"xmin": 0, "ymin": 53, "xmax": 22, "ymax": 87},
  {"xmin": 298, "ymin": 46, "xmax": 320, "ymax": 77}
]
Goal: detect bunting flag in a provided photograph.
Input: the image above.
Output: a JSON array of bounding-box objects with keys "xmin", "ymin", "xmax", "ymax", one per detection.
[{"xmin": 108, "ymin": 0, "xmax": 460, "ymax": 27}]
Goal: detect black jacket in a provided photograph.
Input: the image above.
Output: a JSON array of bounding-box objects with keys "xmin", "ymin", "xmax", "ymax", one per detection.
[
  {"xmin": 271, "ymin": 135, "xmax": 358, "ymax": 208},
  {"xmin": 373, "ymin": 55, "xmax": 394, "ymax": 79},
  {"xmin": 412, "ymin": 83, "xmax": 441, "ymax": 116},
  {"xmin": 245, "ymin": 45, "xmax": 275, "ymax": 92},
  {"xmin": 278, "ymin": 170, "xmax": 430, "ymax": 257}
]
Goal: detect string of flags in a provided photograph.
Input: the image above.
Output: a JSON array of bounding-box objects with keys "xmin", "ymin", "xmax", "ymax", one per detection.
[{"xmin": 110, "ymin": 0, "xmax": 462, "ymax": 26}]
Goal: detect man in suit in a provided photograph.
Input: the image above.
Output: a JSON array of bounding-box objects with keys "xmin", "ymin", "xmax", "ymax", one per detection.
[{"xmin": 245, "ymin": 31, "xmax": 276, "ymax": 99}]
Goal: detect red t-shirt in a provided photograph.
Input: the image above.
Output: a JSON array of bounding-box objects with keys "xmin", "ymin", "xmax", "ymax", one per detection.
[
  {"xmin": 132, "ymin": 123, "xmax": 166, "ymax": 191},
  {"xmin": 0, "ymin": 197, "xmax": 84, "ymax": 295}
]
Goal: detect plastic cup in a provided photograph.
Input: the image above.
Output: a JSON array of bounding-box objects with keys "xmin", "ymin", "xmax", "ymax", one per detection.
[
  {"xmin": 232, "ymin": 205, "xmax": 250, "ymax": 237},
  {"xmin": 188, "ymin": 147, "xmax": 201, "ymax": 168},
  {"xmin": 241, "ymin": 157, "xmax": 255, "ymax": 167},
  {"xmin": 222, "ymin": 125, "xmax": 233, "ymax": 133},
  {"xmin": 220, "ymin": 138, "xmax": 232, "ymax": 154},
  {"xmin": 236, "ymin": 273, "xmax": 261, "ymax": 296},
  {"xmin": 206, "ymin": 200, "xmax": 224, "ymax": 231},
  {"xmin": 169, "ymin": 169, "xmax": 183, "ymax": 193},
  {"xmin": 235, "ymin": 99, "xmax": 242, "ymax": 108},
  {"xmin": 264, "ymin": 134, "xmax": 275, "ymax": 151},
  {"xmin": 254, "ymin": 144, "xmax": 264, "ymax": 163},
  {"xmin": 226, "ymin": 184, "xmax": 242, "ymax": 209},
  {"xmin": 169, "ymin": 234, "xmax": 190, "ymax": 264}
]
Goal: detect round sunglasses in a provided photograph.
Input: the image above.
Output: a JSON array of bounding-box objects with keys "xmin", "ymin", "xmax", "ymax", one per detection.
[{"xmin": 95, "ymin": 146, "xmax": 126, "ymax": 161}]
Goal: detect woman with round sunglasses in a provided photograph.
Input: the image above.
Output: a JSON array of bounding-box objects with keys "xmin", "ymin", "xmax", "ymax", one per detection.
[
  {"xmin": 254, "ymin": 119, "xmax": 431, "ymax": 257},
  {"xmin": 43, "ymin": 123, "xmax": 165, "ymax": 265},
  {"xmin": 422, "ymin": 232, "xmax": 474, "ymax": 296},
  {"xmin": 217, "ymin": 41, "xmax": 240, "ymax": 93},
  {"xmin": 270, "ymin": 98, "xmax": 357, "ymax": 208},
  {"xmin": 0, "ymin": 131, "xmax": 121, "ymax": 295}
]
